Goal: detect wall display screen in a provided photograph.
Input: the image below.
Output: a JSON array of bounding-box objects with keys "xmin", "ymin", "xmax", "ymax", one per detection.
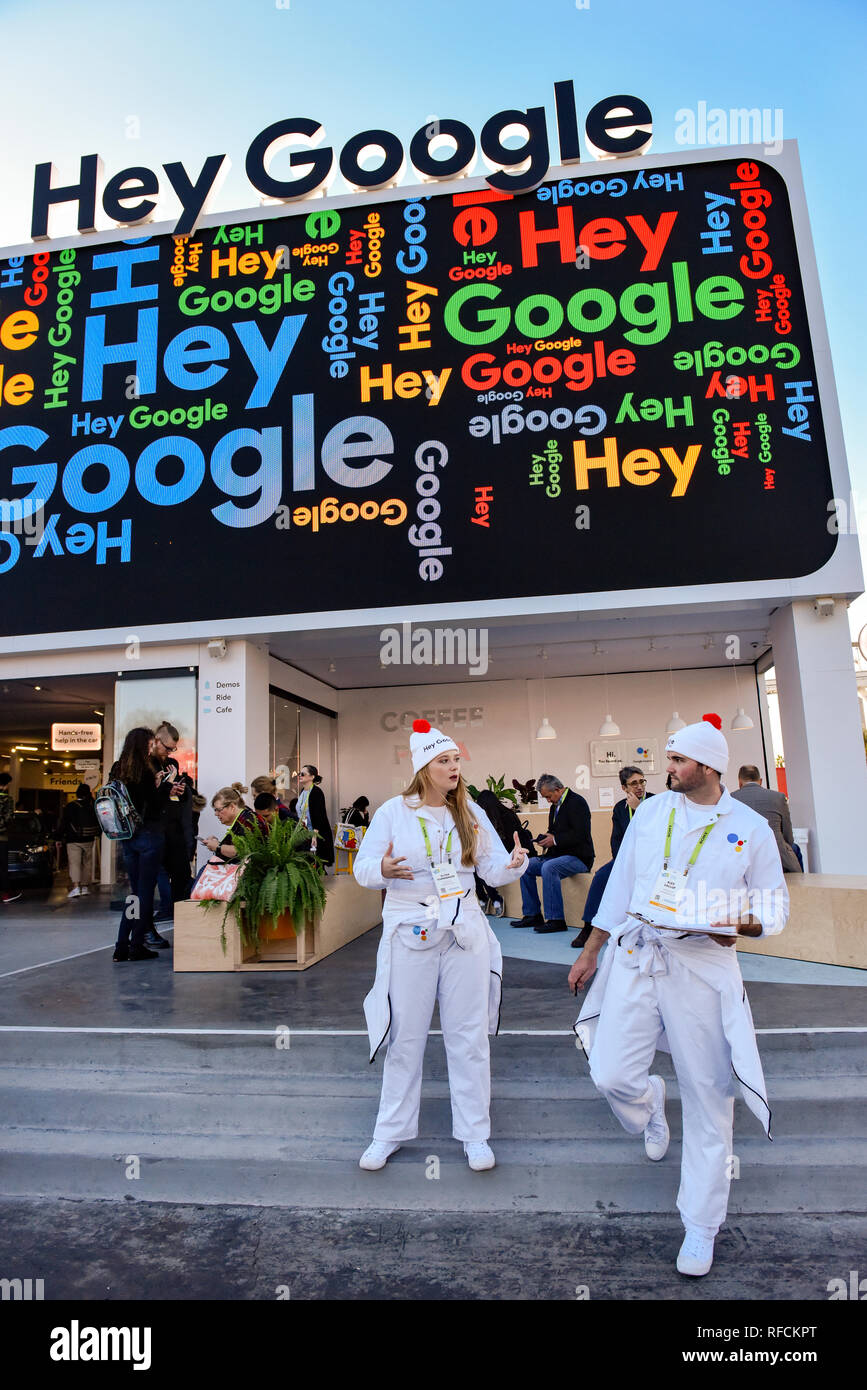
[{"xmin": 0, "ymin": 153, "xmax": 836, "ymax": 637}]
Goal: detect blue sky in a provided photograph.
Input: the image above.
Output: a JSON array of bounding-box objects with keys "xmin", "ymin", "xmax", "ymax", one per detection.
[{"xmin": 1, "ymin": 0, "xmax": 865, "ymax": 617}]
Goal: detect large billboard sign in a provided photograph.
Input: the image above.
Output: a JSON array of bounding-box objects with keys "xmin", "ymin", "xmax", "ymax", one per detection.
[{"xmin": 0, "ymin": 146, "xmax": 840, "ymax": 638}]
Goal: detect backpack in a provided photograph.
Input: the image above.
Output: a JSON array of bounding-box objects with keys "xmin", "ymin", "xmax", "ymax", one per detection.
[
  {"xmin": 93, "ymin": 781, "xmax": 142, "ymax": 841},
  {"xmin": 68, "ymin": 799, "xmax": 99, "ymax": 841},
  {"xmin": 502, "ymin": 806, "xmax": 535, "ymax": 854},
  {"xmin": 0, "ymin": 791, "xmax": 14, "ymax": 835}
]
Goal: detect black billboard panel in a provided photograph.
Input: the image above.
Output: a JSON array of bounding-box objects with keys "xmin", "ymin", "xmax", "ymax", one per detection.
[{"xmin": 0, "ymin": 154, "xmax": 836, "ymax": 636}]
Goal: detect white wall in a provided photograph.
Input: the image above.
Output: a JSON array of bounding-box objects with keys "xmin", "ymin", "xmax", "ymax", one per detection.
[
  {"xmin": 336, "ymin": 666, "xmax": 765, "ymax": 814},
  {"xmin": 769, "ymin": 599, "xmax": 867, "ymax": 873},
  {"xmin": 268, "ymin": 656, "xmax": 338, "ymax": 713},
  {"xmin": 196, "ymin": 640, "xmax": 270, "ymax": 862}
]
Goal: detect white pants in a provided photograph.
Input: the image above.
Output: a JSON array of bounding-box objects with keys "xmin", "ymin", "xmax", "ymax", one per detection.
[
  {"xmin": 589, "ymin": 943, "xmax": 736, "ymax": 1236},
  {"xmin": 374, "ymin": 931, "xmax": 491, "ymax": 1143}
]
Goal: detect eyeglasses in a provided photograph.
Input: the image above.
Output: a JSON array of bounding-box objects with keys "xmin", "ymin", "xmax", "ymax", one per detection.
[{"xmin": 626, "ymin": 779, "xmax": 646, "ymax": 788}]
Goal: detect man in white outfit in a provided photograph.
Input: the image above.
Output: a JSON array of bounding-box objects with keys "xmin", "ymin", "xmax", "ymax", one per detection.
[{"xmin": 569, "ymin": 715, "xmax": 788, "ymax": 1277}]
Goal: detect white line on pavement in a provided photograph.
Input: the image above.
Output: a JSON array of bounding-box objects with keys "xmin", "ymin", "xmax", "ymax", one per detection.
[{"xmin": 0, "ymin": 1025, "xmax": 863, "ymax": 1036}]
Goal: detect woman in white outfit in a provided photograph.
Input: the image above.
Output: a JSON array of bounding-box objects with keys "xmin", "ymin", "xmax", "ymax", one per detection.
[{"xmin": 353, "ymin": 719, "xmax": 528, "ymax": 1172}]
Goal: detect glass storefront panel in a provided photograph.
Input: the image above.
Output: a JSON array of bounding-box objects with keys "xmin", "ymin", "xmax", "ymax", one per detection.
[{"xmin": 269, "ymin": 690, "xmax": 337, "ymax": 825}]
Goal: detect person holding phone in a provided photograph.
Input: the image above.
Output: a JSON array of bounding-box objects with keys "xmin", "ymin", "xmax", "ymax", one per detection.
[
  {"xmin": 111, "ymin": 728, "xmax": 174, "ymax": 962},
  {"xmin": 353, "ymin": 720, "xmax": 529, "ymax": 1173},
  {"xmin": 202, "ymin": 784, "xmax": 263, "ymax": 860},
  {"xmin": 151, "ymin": 721, "xmax": 192, "ymax": 935},
  {"xmin": 511, "ymin": 774, "xmax": 594, "ymax": 933},
  {"xmin": 569, "ymin": 716, "xmax": 788, "ymax": 1278}
]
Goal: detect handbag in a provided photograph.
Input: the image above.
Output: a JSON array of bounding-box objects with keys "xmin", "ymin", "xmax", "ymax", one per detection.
[
  {"xmin": 335, "ymin": 821, "xmax": 363, "ymax": 852},
  {"xmin": 190, "ymin": 858, "xmax": 241, "ymax": 902}
]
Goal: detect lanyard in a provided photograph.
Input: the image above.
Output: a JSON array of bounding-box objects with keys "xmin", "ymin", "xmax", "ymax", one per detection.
[
  {"xmin": 628, "ymin": 804, "xmax": 633, "ymax": 822},
  {"xmin": 419, "ymin": 816, "xmax": 453, "ymax": 867},
  {"xmin": 662, "ymin": 806, "xmax": 716, "ymax": 874},
  {"xmin": 552, "ymin": 788, "xmax": 568, "ymax": 821}
]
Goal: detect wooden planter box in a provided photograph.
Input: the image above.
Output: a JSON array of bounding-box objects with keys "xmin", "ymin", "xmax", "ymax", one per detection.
[{"xmin": 173, "ymin": 872, "xmax": 382, "ymax": 972}]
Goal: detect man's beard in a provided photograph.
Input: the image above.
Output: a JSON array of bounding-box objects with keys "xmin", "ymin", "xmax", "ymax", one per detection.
[{"xmin": 670, "ymin": 768, "xmax": 703, "ymax": 794}]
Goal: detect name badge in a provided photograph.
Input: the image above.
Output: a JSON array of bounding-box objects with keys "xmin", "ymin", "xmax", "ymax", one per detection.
[
  {"xmin": 431, "ymin": 861, "xmax": 463, "ymax": 899},
  {"xmin": 648, "ymin": 869, "xmax": 683, "ymax": 915}
]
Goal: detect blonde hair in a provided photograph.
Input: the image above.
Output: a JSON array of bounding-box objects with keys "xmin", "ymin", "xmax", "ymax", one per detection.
[
  {"xmin": 402, "ymin": 765, "xmax": 477, "ymax": 867},
  {"xmin": 212, "ymin": 782, "xmax": 247, "ymax": 810},
  {"xmin": 251, "ymin": 775, "xmax": 276, "ymax": 797}
]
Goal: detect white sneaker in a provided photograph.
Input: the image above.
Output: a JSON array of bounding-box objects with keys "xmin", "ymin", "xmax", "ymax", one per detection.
[
  {"xmin": 67, "ymin": 886, "xmax": 81, "ymax": 899},
  {"xmin": 644, "ymin": 1075, "xmax": 670, "ymax": 1160},
  {"xmin": 358, "ymin": 1140, "xmax": 400, "ymax": 1171},
  {"xmin": 79, "ymin": 886, "xmax": 90, "ymax": 896},
  {"xmin": 464, "ymin": 1141, "xmax": 496, "ymax": 1171},
  {"xmin": 677, "ymin": 1230, "xmax": 715, "ymax": 1276}
]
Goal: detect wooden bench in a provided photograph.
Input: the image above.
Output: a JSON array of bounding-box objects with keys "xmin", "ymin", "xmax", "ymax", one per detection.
[{"xmin": 173, "ymin": 872, "xmax": 382, "ymax": 972}]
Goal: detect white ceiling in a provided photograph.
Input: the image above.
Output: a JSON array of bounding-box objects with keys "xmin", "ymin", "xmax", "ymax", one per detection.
[{"xmin": 267, "ymin": 602, "xmax": 776, "ymax": 689}]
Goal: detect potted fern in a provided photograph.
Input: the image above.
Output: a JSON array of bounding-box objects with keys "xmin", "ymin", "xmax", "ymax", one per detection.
[{"xmin": 205, "ymin": 816, "xmax": 328, "ymax": 956}]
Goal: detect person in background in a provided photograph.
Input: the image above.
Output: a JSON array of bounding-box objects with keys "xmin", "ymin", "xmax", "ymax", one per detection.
[
  {"xmin": 572, "ymin": 766, "xmax": 654, "ymax": 948},
  {"xmin": 252, "ymin": 775, "xmax": 295, "ymax": 821},
  {"xmin": 191, "ymin": 789, "xmax": 207, "ymax": 842},
  {"xmin": 152, "ymin": 721, "xmax": 193, "ymax": 917},
  {"xmin": 253, "ymin": 791, "xmax": 280, "ymax": 827},
  {"xmin": 203, "ymin": 784, "xmax": 264, "ymax": 861},
  {"xmin": 731, "ymin": 765, "xmax": 802, "ymax": 873},
  {"xmin": 345, "ymin": 796, "xmax": 371, "ymax": 829},
  {"xmin": 294, "ymin": 765, "xmax": 334, "ymax": 867},
  {"xmin": 512, "ymin": 774, "xmax": 594, "ymax": 933},
  {"xmin": 474, "ymin": 789, "xmax": 534, "ymax": 917},
  {"xmin": 61, "ymin": 784, "xmax": 100, "ymax": 899},
  {"xmin": 0, "ymin": 771, "xmax": 21, "ymax": 905},
  {"xmin": 112, "ymin": 728, "xmax": 173, "ymax": 962}
]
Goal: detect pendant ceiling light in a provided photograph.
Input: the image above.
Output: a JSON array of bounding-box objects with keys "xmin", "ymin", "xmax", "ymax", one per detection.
[
  {"xmin": 536, "ymin": 649, "xmax": 557, "ymax": 740},
  {"xmin": 730, "ymin": 660, "xmax": 754, "ymax": 731},
  {"xmin": 666, "ymin": 664, "xmax": 686, "ymax": 733},
  {"xmin": 597, "ymin": 668, "xmax": 620, "ymax": 738}
]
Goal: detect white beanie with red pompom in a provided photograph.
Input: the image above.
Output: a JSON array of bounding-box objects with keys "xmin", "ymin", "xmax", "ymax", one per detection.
[
  {"xmin": 410, "ymin": 719, "xmax": 459, "ymax": 774},
  {"xmin": 665, "ymin": 712, "xmax": 730, "ymax": 775}
]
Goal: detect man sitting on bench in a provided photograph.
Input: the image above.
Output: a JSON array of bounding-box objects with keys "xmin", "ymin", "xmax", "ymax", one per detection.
[{"xmin": 512, "ymin": 774, "xmax": 594, "ymax": 934}]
